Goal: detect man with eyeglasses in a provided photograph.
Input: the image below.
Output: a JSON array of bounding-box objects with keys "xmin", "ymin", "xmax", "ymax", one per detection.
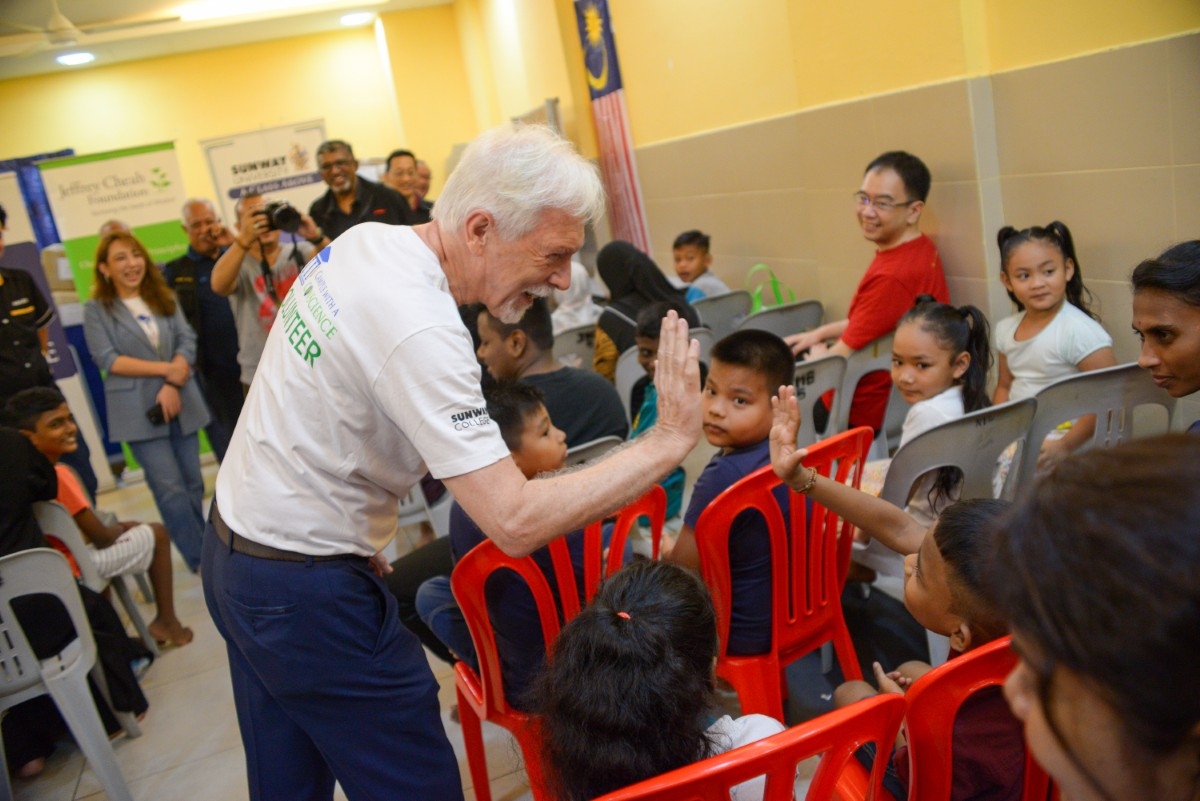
[
  {"xmin": 163, "ymin": 198, "xmax": 244, "ymax": 461},
  {"xmin": 784, "ymin": 151, "xmax": 948, "ymax": 435},
  {"xmin": 308, "ymin": 139, "xmax": 414, "ymax": 241}
]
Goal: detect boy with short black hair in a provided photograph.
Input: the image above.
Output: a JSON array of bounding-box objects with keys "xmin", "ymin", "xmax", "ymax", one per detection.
[
  {"xmin": 414, "ymin": 381, "xmax": 595, "ymax": 708},
  {"xmin": 7, "ymin": 386, "xmax": 193, "ymax": 647},
  {"xmin": 666, "ymin": 329, "xmax": 795, "ymax": 654},
  {"xmin": 673, "ymin": 229, "xmax": 730, "ymax": 302}
]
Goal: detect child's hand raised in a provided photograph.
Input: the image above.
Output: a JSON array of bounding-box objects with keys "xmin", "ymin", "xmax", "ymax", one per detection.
[{"xmin": 770, "ymin": 386, "xmax": 809, "ymax": 486}]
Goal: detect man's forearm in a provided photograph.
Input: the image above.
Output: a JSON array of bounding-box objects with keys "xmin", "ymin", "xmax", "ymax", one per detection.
[{"xmin": 445, "ymin": 426, "xmax": 694, "ymax": 557}]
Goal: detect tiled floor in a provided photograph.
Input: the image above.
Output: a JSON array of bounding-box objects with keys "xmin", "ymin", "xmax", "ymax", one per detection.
[{"xmin": 13, "ymin": 459, "xmax": 550, "ymax": 801}]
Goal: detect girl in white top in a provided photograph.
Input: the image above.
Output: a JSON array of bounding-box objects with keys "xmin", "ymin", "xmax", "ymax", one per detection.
[
  {"xmin": 889, "ymin": 296, "xmax": 993, "ymax": 528},
  {"xmin": 993, "ymin": 221, "xmax": 1116, "ymax": 471},
  {"xmin": 535, "ymin": 559, "xmax": 795, "ymax": 801}
]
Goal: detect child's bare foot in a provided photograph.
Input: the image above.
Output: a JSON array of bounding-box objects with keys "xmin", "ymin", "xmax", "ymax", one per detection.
[
  {"xmin": 149, "ymin": 619, "xmax": 194, "ymax": 648},
  {"xmin": 14, "ymin": 757, "xmax": 46, "ymax": 779}
]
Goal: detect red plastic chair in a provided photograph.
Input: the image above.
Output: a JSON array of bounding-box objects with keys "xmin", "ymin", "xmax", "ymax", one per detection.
[
  {"xmin": 593, "ymin": 693, "xmax": 907, "ymax": 801},
  {"xmin": 694, "ymin": 426, "xmax": 875, "ymax": 721},
  {"xmin": 903, "ymin": 636, "xmax": 1057, "ymax": 801},
  {"xmin": 451, "ymin": 485, "xmax": 666, "ymax": 801}
]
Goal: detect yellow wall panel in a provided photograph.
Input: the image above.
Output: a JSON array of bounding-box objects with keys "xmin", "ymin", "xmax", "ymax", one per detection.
[
  {"xmin": 0, "ymin": 28, "xmax": 401, "ymax": 201},
  {"xmin": 380, "ymin": 5, "xmax": 480, "ymax": 189},
  {"xmin": 985, "ymin": 0, "xmax": 1200, "ymax": 72},
  {"xmin": 607, "ymin": 0, "xmax": 800, "ymax": 145}
]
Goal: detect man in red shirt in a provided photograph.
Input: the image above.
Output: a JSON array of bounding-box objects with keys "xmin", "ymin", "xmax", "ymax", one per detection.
[{"xmin": 786, "ymin": 151, "xmax": 949, "ymax": 434}]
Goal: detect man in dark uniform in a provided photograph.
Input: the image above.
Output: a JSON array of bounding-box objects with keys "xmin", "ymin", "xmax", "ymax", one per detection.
[
  {"xmin": 163, "ymin": 198, "xmax": 243, "ymax": 461},
  {"xmin": 308, "ymin": 140, "xmax": 414, "ymax": 240}
]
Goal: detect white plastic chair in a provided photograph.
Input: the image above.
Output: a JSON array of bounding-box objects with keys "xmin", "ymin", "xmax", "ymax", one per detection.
[
  {"xmin": 565, "ymin": 435, "xmax": 624, "ymax": 467},
  {"xmin": 1018, "ymin": 362, "xmax": 1176, "ymax": 490},
  {"xmin": 0, "ymin": 548, "xmax": 135, "ymax": 801},
  {"xmin": 864, "ymin": 398, "xmax": 1038, "ymax": 664},
  {"xmin": 791, "ymin": 354, "xmax": 846, "ymax": 446},
  {"xmin": 34, "ymin": 501, "xmax": 159, "ymax": 658},
  {"xmin": 396, "ymin": 485, "xmax": 452, "ymax": 540},
  {"xmin": 691, "ymin": 291, "xmax": 752, "ymax": 339},
  {"xmin": 736, "ymin": 298, "xmax": 824, "ymax": 338},
  {"xmin": 551, "ymin": 323, "xmax": 596, "ymax": 370}
]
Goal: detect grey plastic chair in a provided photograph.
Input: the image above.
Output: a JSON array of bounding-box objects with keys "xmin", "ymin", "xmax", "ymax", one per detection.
[
  {"xmin": 791, "ymin": 354, "xmax": 846, "ymax": 446},
  {"xmin": 691, "ymin": 291, "xmax": 752, "ymax": 339},
  {"xmin": 0, "ymin": 548, "xmax": 135, "ymax": 801},
  {"xmin": 736, "ymin": 298, "xmax": 824, "ymax": 338},
  {"xmin": 614, "ymin": 346, "xmax": 644, "ymax": 425},
  {"xmin": 828, "ymin": 332, "xmax": 895, "ymax": 437},
  {"xmin": 551, "ymin": 323, "xmax": 596, "ymax": 370},
  {"xmin": 862, "ymin": 398, "xmax": 1037, "ymax": 665},
  {"xmin": 692, "ymin": 326, "xmax": 716, "ymax": 364},
  {"xmin": 34, "ymin": 501, "xmax": 159, "ymax": 658},
  {"xmin": 1018, "ymin": 362, "xmax": 1176, "ymax": 490},
  {"xmin": 879, "ymin": 398, "xmax": 1037, "ymax": 510},
  {"xmin": 565, "ymin": 435, "xmax": 624, "ymax": 467}
]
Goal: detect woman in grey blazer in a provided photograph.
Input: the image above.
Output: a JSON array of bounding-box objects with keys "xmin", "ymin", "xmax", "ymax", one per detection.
[{"xmin": 84, "ymin": 233, "xmax": 210, "ymax": 571}]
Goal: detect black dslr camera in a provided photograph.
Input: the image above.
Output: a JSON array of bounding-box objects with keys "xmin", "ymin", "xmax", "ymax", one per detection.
[{"xmin": 260, "ymin": 201, "xmax": 302, "ymax": 234}]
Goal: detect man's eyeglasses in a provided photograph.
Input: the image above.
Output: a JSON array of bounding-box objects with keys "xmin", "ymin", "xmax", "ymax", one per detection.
[
  {"xmin": 319, "ymin": 159, "xmax": 354, "ymax": 173},
  {"xmin": 853, "ymin": 192, "xmax": 917, "ymax": 212}
]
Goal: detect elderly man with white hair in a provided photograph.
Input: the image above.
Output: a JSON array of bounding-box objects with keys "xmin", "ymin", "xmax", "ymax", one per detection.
[{"xmin": 203, "ymin": 125, "xmax": 703, "ymax": 801}]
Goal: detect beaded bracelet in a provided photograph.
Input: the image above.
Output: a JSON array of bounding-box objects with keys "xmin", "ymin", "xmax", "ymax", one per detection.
[{"xmin": 796, "ymin": 466, "xmax": 819, "ymax": 495}]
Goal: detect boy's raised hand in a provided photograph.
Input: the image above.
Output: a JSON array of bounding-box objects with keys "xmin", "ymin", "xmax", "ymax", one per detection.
[
  {"xmin": 652, "ymin": 310, "xmax": 702, "ymax": 459},
  {"xmin": 770, "ymin": 386, "xmax": 809, "ymax": 485}
]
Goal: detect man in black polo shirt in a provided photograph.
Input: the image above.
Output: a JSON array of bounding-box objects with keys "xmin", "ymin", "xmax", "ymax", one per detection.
[
  {"xmin": 163, "ymin": 198, "xmax": 243, "ymax": 461},
  {"xmin": 308, "ymin": 140, "xmax": 414, "ymax": 240},
  {"xmin": 0, "ymin": 214, "xmax": 55, "ymax": 404}
]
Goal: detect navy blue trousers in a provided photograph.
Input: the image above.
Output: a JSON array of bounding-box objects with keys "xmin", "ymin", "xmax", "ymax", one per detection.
[{"xmin": 202, "ymin": 523, "xmax": 464, "ymax": 801}]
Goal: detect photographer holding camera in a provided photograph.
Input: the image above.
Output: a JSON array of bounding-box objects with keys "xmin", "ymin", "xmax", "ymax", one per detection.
[{"xmin": 211, "ymin": 192, "xmax": 327, "ymax": 391}]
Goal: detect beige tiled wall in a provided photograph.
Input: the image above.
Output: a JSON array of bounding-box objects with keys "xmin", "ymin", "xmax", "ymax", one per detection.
[{"xmin": 633, "ymin": 31, "xmax": 1198, "ymax": 417}]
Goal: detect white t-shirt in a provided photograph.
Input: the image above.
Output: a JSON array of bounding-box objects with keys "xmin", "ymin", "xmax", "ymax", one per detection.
[
  {"xmin": 215, "ymin": 224, "xmax": 511, "ymax": 556},
  {"xmin": 900, "ymin": 385, "xmax": 965, "ymax": 529},
  {"xmin": 994, "ymin": 303, "xmax": 1112, "ymax": 401},
  {"xmin": 706, "ymin": 713, "xmax": 794, "ymax": 801},
  {"xmin": 121, "ymin": 296, "xmax": 160, "ymax": 349}
]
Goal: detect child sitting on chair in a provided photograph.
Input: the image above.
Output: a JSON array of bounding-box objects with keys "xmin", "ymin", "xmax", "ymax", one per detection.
[
  {"xmin": 771, "ymin": 385, "xmax": 1023, "ymax": 801},
  {"xmin": 674, "ymin": 229, "xmax": 731, "ymax": 302},
  {"xmin": 8, "ymin": 387, "xmax": 193, "ymax": 648},
  {"xmin": 415, "ymin": 381, "xmax": 615, "ymax": 709},
  {"xmin": 535, "ymin": 558, "xmax": 792, "ymax": 801},
  {"xmin": 666, "ymin": 329, "xmax": 794, "ymax": 656}
]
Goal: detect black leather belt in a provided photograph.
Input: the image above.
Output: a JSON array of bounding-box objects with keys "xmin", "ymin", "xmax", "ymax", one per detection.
[{"xmin": 210, "ymin": 501, "xmax": 360, "ymax": 563}]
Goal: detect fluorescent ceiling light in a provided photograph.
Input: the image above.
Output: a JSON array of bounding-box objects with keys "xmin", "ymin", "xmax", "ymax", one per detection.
[
  {"xmin": 340, "ymin": 12, "xmax": 374, "ymax": 26},
  {"xmin": 56, "ymin": 52, "xmax": 95, "ymax": 66}
]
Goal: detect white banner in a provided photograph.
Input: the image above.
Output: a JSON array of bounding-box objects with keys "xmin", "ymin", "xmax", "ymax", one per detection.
[
  {"xmin": 39, "ymin": 142, "xmax": 190, "ymax": 296},
  {"xmin": 202, "ymin": 119, "xmax": 328, "ymax": 226}
]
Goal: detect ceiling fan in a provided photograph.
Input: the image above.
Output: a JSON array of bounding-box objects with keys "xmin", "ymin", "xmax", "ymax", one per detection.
[{"xmin": 0, "ymin": 0, "xmax": 180, "ymax": 56}]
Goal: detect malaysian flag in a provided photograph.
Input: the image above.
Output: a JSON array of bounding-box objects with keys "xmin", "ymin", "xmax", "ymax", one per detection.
[{"xmin": 574, "ymin": 0, "xmax": 651, "ymax": 254}]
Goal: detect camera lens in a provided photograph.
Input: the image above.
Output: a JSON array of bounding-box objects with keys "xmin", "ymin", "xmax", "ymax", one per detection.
[{"xmin": 264, "ymin": 201, "xmax": 302, "ymax": 234}]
